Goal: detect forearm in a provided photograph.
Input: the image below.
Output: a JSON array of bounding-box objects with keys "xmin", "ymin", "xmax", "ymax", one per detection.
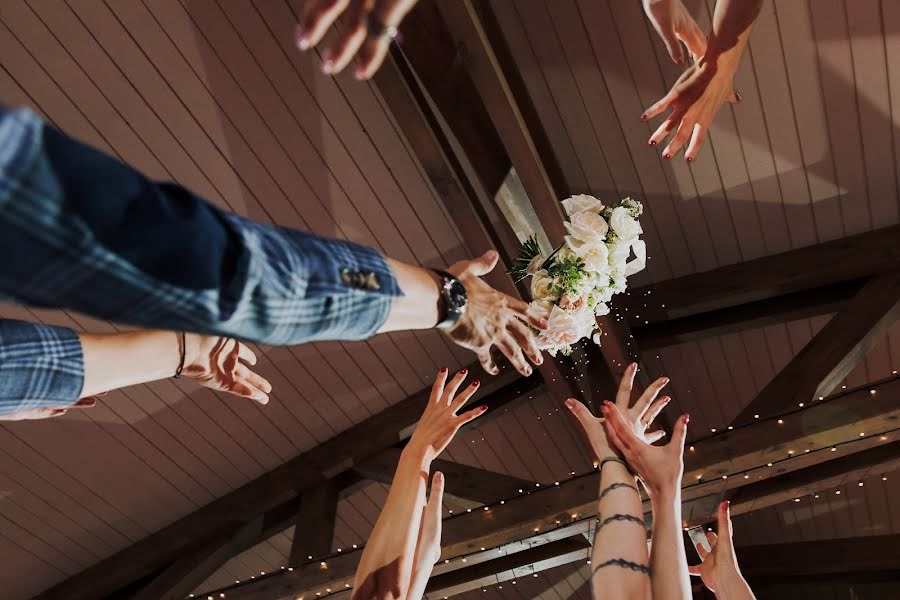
[
  {"xmin": 378, "ymin": 260, "xmax": 441, "ymax": 333},
  {"xmin": 704, "ymin": 0, "xmax": 763, "ymax": 68},
  {"xmin": 352, "ymin": 447, "xmax": 430, "ymax": 600},
  {"xmin": 648, "ymin": 490, "xmax": 691, "ymax": 600},
  {"xmin": 591, "ymin": 458, "xmax": 650, "ymax": 599},
  {"xmin": 407, "ymin": 529, "xmax": 437, "ymax": 600},
  {"xmin": 714, "ymin": 567, "xmax": 756, "ymax": 600},
  {"xmin": 79, "ymin": 330, "xmax": 187, "ymax": 398}
]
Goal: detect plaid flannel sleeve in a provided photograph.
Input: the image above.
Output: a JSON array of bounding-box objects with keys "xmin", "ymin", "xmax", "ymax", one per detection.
[
  {"xmin": 0, "ymin": 106, "xmax": 401, "ymax": 345},
  {"xmin": 0, "ymin": 319, "xmax": 84, "ymax": 415}
]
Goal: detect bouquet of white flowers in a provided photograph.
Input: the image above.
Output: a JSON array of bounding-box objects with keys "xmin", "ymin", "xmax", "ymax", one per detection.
[{"xmin": 510, "ymin": 195, "xmax": 646, "ymax": 356}]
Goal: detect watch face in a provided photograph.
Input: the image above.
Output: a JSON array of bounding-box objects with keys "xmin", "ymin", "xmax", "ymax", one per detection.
[{"xmin": 448, "ymin": 279, "xmax": 468, "ymax": 309}]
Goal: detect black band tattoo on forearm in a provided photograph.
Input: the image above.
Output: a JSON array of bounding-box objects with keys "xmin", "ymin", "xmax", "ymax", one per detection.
[
  {"xmin": 591, "ymin": 558, "xmax": 651, "ymax": 576},
  {"xmin": 594, "ymin": 513, "xmax": 645, "ymax": 540},
  {"xmin": 598, "ymin": 482, "xmax": 639, "ymax": 502}
]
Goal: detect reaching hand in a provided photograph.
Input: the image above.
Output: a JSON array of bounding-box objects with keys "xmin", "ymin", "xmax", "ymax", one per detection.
[
  {"xmin": 565, "ymin": 362, "xmax": 671, "ymax": 460},
  {"xmin": 689, "ymin": 501, "xmax": 745, "ymax": 594},
  {"xmin": 183, "ymin": 335, "xmax": 272, "ymax": 405},
  {"xmin": 295, "ymin": 0, "xmax": 418, "ymax": 80},
  {"xmin": 446, "ymin": 251, "xmax": 548, "ymax": 377},
  {"xmin": 601, "ymin": 397, "xmax": 688, "ymax": 499},
  {"xmin": 641, "ymin": 60, "xmax": 740, "ymax": 162},
  {"xmin": 643, "ymin": 0, "xmax": 707, "ymax": 64},
  {"xmin": 406, "ymin": 369, "xmax": 486, "ymax": 463}
]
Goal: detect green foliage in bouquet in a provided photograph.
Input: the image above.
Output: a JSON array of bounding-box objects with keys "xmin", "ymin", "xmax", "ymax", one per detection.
[
  {"xmin": 508, "ymin": 235, "xmax": 553, "ymax": 282},
  {"xmin": 547, "ymin": 254, "xmax": 586, "ymax": 297}
]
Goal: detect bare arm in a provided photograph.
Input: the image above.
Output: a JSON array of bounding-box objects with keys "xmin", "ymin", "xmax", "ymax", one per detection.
[
  {"xmin": 407, "ymin": 471, "xmax": 445, "ymax": 600},
  {"xmin": 599, "ymin": 373, "xmax": 691, "ymax": 600},
  {"xmin": 1, "ymin": 324, "xmax": 270, "ymax": 421},
  {"xmin": 642, "ymin": 0, "xmax": 763, "ymax": 160},
  {"xmin": 566, "ymin": 363, "xmax": 672, "ymax": 600},
  {"xmin": 352, "ymin": 369, "xmax": 485, "ymax": 600}
]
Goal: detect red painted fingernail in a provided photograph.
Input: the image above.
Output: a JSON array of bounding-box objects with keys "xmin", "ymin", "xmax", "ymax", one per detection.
[
  {"xmin": 649, "ymin": 140, "xmax": 657, "ymax": 146},
  {"xmin": 472, "ymin": 380, "xmax": 481, "ymax": 387},
  {"xmin": 661, "ymin": 377, "xmax": 670, "ymax": 384},
  {"xmin": 686, "ymin": 156, "xmax": 694, "ymax": 163},
  {"xmin": 480, "ymin": 405, "xmax": 488, "ymax": 411},
  {"xmin": 434, "ymin": 471, "xmax": 443, "ymax": 481},
  {"xmin": 440, "ymin": 367, "xmax": 448, "ymax": 373},
  {"xmin": 735, "ymin": 91, "xmax": 742, "ymax": 103},
  {"xmin": 460, "ymin": 369, "xmax": 468, "ymax": 375},
  {"xmin": 682, "ymin": 413, "xmax": 690, "ymax": 424},
  {"xmin": 663, "ymin": 152, "xmax": 671, "ymax": 159},
  {"xmin": 721, "ymin": 500, "xmax": 729, "ymax": 510},
  {"xmin": 640, "ymin": 114, "xmax": 648, "ymax": 121}
]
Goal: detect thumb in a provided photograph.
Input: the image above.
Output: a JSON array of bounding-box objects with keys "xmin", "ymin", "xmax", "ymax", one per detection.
[
  {"xmin": 669, "ymin": 413, "xmax": 689, "ymax": 452},
  {"xmin": 425, "ymin": 471, "xmax": 445, "ymax": 521},
  {"xmin": 717, "ymin": 500, "xmax": 735, "ymax": 552},
  {"xmin": 467, "ymin": 250, "xmax": 499, "ymax": 277},
  {"xmin": 660, "ymin": 28, "xmax": 685, "ymax": 64}
]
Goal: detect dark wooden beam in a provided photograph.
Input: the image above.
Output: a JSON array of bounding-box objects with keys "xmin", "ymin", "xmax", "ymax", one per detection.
[
  {"xmin": 736, "ymin": 535, "xmax": 900, "ymax": 584},
  {"xmin": 632, "ymin": 280, "xmax": 861, "ymax": 350},
  {"xmin": 622, "ymin": 224, "xmax": 900, "ymax": 325},
  {"xmin": 732, "ymin": 272, "xmax": 900, "ymax": 424},
  {"xmin": 36, "ymin": 365, "xmax": 531, "ymax": 600},
  {"xmin": 289, "ymin": 479, "xmax": 339, "ymax": 565},
  {"xmin": 723, "ymin": 438, "xmax": 900, "ymax": 520},
  {"xmin": 354, "ymin": 447, "xmax": 533, "ymax": 508},
  {"xmin": 399, "ymin": 1, "xmax": 511, "ymax": 199},
  {"xmin": 425, "ymin": 536, "xmax": 591, "ymax": 597},
  {"xmin": 202, "ymin": 376, "xmax": 900, "ymax": 598}
]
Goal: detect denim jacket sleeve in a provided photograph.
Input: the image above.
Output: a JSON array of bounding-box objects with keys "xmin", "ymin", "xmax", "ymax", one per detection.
[
  {"xmin": 0, "ymin": 319, "xmax": 84, "ymax": 415},
  {"xmin": 0, "ymin": 106, "xmax": 401, "ymax": 345}
]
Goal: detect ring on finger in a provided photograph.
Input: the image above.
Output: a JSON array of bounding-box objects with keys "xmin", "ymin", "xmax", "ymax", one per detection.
[{"xmin": 366, "ymin": 15, "xmax": 398, "ymax": 41}]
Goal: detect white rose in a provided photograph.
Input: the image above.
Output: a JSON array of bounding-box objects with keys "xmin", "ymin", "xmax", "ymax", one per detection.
[
  {"xmin": 608, "ymin": 240, "xmax": 631, "ymax": 271},
  {"xmin": 610, "ymin": 270, "xmax": 627, "ymax": 294},
  {"xmin": 566, "ymin": 236, "xmax": 610, "ymax": 274},
  {"xmin": 538, "ymin": 305, "xmax": 585, "ymax": 349},
  {"xmin": 531, "ymin": 273, "xmax": 555, "ymax": 302},
  {"xmin": 594, "ymin": 302, "xmax": 610, "ymax": 317},
  {"xmin": 609, "ymin": 206, "xmax": 642, "ymax": 242},
  {"xmin": 529, "ymin": 300, "xmax": 554, "ymax": 320},
  {"xmin": 526, "ymin": 254, "xmax": 546, "ymax": 275},
  {"xmin": 565, "ymin": 210, "xmax": 609, "ymax": 244},
  {"xmin": 561, "ymin": 194, "xmax": 604, "ymax": 216}
]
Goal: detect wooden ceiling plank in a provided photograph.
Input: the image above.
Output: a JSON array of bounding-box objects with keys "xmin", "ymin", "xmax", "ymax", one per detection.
[
  {"xmin": 622, "ymin": 225, "xmax": 900, "ymax": 325},
  {"xmin": 732, "ymin": 272, "xmax": 900, "ymax": 424}
]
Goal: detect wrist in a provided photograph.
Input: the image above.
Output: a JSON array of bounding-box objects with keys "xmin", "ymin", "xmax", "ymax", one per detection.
[{"xmin": 400, "ymin": 442, "xmax": 434, "ymax": 470}]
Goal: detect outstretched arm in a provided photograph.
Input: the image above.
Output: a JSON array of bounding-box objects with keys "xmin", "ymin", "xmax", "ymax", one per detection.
[
  {"xmin": 0, "ymin": 318, "xmax": 270, "ymax": 421},
  {"xmin": 407, "ymin": 471, "xmax": 445, "ymax": 600},
  {"xmin": 642, "ymin": 0, "xmax": 763, "ymax": 160},
  {"xmin": 566, "ymin": 363, "xmax": 671, "ymax": 600},
  {"xmin": 603, "ymin": 401, "xmax": 691, "ymax": 600},
  {"xmin": 352, "ymin": 369, "xmax": 485, "ymax": 600},
  {"xmin": 0, "ymin": 106, "xmax": 545, "ymax": 372}
]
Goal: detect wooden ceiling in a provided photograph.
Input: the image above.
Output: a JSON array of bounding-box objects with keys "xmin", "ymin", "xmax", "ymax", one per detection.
[{"xmin": 0, "ymin": 1, "xmax": 898, "ymax": 599}]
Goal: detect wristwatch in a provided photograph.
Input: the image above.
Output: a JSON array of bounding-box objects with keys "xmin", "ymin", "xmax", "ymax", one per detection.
[{"xmin": 431, "ymin": 269, "xmax": 468, "ymax": 329}]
